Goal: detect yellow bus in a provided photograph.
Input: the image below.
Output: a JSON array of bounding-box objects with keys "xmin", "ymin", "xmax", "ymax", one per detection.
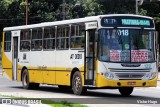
[{"xmin": 1, "ymin": 14, "xmax": 159, "ymax": 96}]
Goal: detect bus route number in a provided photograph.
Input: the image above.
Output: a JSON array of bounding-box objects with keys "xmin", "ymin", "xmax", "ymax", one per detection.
[
  {"xmin": 117, "ymin": 29, "xmax": 129, "ymax": 36},
  {"xmin": 70, "ymin": 54, "xmax": 82, "ymax": 59}
]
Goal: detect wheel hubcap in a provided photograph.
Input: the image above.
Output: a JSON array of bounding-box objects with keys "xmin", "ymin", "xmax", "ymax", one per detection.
[
  {"xmin": 23, "ymin": 74, "xmax": 28, "ymax": 86},
  {"xmin": 74, "ymin": 76, "xmax": 81, "ymax": 91}
]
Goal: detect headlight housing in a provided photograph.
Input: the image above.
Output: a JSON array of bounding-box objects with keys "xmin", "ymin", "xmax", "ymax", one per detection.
[
  {"xmin": 142, "ymin": 72, "xmax": 157, "ymax": 80},
  {"xmin": 104, "ymin": 72, "xmax": 119, "ymax": 80}
]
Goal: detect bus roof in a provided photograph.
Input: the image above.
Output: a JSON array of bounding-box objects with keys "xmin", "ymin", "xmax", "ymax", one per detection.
[{"xmin": 3, "ymin": 14, "xmax": 153, "ymax": 31}]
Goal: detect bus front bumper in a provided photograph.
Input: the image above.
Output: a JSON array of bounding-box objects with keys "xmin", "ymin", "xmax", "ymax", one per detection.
[{"xmin": 96, "ymin": 74, "xmax": 158, "ymax": 88}]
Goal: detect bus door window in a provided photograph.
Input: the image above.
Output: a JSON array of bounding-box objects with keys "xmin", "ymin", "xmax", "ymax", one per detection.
[
  {"xmin": 88, "ymin": 40, "xmax": 94, "ymax": 71},
  {"xmin": 89, "ymin": 32, "xmax": 94, "ymax": 57},
  {"xmin": 87, "ymin": 29, "xmax": 95, "ymax": 80}
]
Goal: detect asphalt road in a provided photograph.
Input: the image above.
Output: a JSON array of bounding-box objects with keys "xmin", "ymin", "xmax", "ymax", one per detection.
[{"xmin": 0, "ymin": 74, "xmax": 160, "ymax": 107}]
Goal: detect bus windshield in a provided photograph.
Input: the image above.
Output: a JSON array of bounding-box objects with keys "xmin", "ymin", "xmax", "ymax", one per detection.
[{"xmin": 98, "ymin": 29, "xmax": 155, "ymax": 63}]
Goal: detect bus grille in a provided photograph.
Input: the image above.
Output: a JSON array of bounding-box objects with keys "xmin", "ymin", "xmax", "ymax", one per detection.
[
  {"xmin": 109, "ymin": 68, "xmax": 150, "ymax": 80},
  {"xmin": 115, "ymin": 73, "xmax": 145, "ymax": 80}
]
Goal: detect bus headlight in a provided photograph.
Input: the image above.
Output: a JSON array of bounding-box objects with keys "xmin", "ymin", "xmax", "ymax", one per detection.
[
  {"xmin": 142, "ymin": 72, "xmax": 157, "ymax": 80},
  {"xmin": 104, "ymin": 72, "xmax": 119, "ymax": 80}
]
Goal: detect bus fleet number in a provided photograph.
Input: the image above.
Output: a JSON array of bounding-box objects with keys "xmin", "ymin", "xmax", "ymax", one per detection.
[
  {"xmin": 117, "ymin": 29, "xmax": 129, "ymax": 36},
  {"xmin": 70, "ymin": 54, "xmax": 82, "ymax": 59}
]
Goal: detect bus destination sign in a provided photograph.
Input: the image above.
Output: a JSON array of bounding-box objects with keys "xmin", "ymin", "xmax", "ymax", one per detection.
[
  {"xmin": 101, "ymin": 16, "xmax": 154, "ymax": 28},
  {"xmin": 121, "ymin": 19, "xmax": 150, "ymax": 26}
]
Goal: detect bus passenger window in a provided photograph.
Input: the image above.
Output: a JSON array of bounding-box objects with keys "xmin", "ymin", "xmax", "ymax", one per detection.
[
  {"xmin": 43, "ymin": 27, "xmax": 55, "ymax": 50},
  {"xmin": 20, "ymin": 41, "xmax": 30, "ymax": 50},
  {"xmin": 70, "ymin": 24, "xmax": 85, "ymax": 49},
  {"xmin": 20, "ymin": 30, "xmax": 31, "ymax": 51},
  {"xmin": 31, "ymin": 28, "xmax": 42, "ymax": 51},
  {"xmin": 4, "ymin": 32, "xmax": 11, "ymax": 52},
  {"xmin": 56, "ymin": 26, "xmax": 69, "ymax": 49}
]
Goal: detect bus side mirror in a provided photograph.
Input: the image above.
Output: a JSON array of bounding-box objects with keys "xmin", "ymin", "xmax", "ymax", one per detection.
[{"xmin": 95, "ymin": 31, "xmax": 98, "ymax": 42}]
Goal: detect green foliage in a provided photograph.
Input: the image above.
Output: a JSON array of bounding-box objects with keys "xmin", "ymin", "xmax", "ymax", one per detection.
[
  {"xmin": 80, "ymin": 0, "xmax": 104, "ymax": 16},
  {"xmin": 100, "ymin": 0, "xmax": 135, "ymax": 14},
  {"xmin": 139, "ymin": 8, "xmax": 147, "ymax": 16},
  {"xmin": 140, "ymin": 1, "xmax": 160, "ymax": 24},
  {"xmin": 154, "ymin": 17, "xmax": 160, "ymax": 23},
  {"xmin": 138, "ymin": 8, "xmax": 160, "ymax": 25},
  {"xmin": 0, "ymin": 0, "xmax": 160, "ymax": 45},
  {"xmin": 0, "ymin": 0, "xmax": 10, "ymax": 18},
  {"xmin": 54, "ymin": 0, "xmax": 104, "ymax": 20},
  {"xmin": 0, "ymin": 0, "xmax": 160, "ymax": 25}
]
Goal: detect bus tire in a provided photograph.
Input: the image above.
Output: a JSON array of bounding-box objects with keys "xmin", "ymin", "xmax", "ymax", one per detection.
[
  {"xmin": 22, "ymin": 69, "xmax": 39, "ymax": 89},
  {"xmin": 72, "ymin": 71, "xmax": 87, "ymax": 95},
  {"xmin": 119, "ymin": 87, "xmax": 133, "ymax": 96}
]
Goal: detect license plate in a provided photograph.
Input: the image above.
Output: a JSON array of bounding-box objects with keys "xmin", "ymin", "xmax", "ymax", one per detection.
[{"xmin": 127, "ymin": 82, "xmax": 136, "ymax": 85}]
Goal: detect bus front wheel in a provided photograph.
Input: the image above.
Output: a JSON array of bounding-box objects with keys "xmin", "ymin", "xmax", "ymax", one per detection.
[
  {"xmin": 72, "ymin": 71, "xmax": 87, "ymax": 95},
  {"xmin": 22, "ymin": 69, "xmax": 39, "ymax": 89},
  {"xmin": 119, "ymin": 87, "xmax": 133, "ymax": 96}
]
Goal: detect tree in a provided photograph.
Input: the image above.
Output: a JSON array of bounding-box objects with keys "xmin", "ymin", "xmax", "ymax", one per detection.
[
  {"xmin": 99, "ymin": 0, "xmax": 135, "ymax": 14},
  {"xmin": 55, "ymin": 0, "xmax": 104, "ymax": 20},
  {"xmin": 139, "ymin": 8, "xmax": 147, "ymax": 16},
  {"xmin": 140, "ymin": 1, "xmax": 160, "ymax": 24},
  {"xmin": 0, "ymin": 0, "xmax": 160, "ymax": 43},
  {"xmin": 24, "ymin": 0, "xmax": 60, "ymax": 24}
]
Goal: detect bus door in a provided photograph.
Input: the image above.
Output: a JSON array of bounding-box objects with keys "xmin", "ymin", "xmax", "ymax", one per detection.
[
  {"xmin": 12, "ymin": 30, "xmax": 20, "ymax": 80},
  {"xmin": 84, "ymin": 22, "xmax": 97, "ymax": 85}
]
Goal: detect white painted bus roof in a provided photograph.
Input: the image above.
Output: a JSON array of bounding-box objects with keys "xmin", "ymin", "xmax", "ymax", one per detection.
[{"xmin": 3, "ymin": 14, "xmax": 153, "ymax": 31}]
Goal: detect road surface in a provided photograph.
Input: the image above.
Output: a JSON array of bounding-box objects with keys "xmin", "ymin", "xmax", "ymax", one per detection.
[{"xmin": 0, "ymin": 74, "xmax": 160, "ymax": 107}]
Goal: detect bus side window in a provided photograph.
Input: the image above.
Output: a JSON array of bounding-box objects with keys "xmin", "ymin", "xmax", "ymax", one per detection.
[
  {"xmin": 70, "ymin": 24, "xmax": 85, "ymax": 49},
  {"xmin": 43, "ymin": 27, "xmax": 55, "ymax": 50},
  {"xmin": 4, "ymin": 32, "xmax": 11, "ymax": 52},
  {"xmin": 20, "ymin": 30, "xmax": 31, "ymax": 51},
  {"xmin": 56, "ymin": 26, "xmax": 69, "ymax": 50},
  {"xmin": 31, "ymin": 28, "xmax": 42, "ymax": 51}
]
